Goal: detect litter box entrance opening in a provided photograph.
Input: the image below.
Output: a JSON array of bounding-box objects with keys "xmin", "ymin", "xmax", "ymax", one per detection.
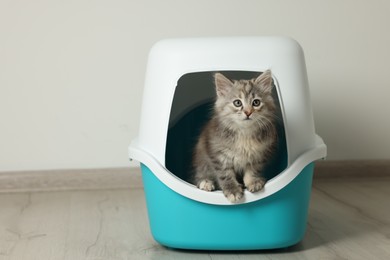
[{"xmin": 165, "ymin": 71, "xmax": 288, "ymax": 185}]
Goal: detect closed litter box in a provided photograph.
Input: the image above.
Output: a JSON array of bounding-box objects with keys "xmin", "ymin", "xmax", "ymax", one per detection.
[{"xmin": 128, "ymin": 37, "xmax": 327, "ymax": 250}]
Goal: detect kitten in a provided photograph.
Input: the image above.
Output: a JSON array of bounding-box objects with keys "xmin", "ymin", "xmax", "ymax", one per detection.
[{"xmin": 192, "ymin": 70, "xmax": 277, "ymax": 203}]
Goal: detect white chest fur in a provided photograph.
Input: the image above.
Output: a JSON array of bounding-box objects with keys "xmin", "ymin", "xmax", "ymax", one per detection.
[{"xmin": 231, "ymin": 134, "xmax": 271, "ymax": 167}]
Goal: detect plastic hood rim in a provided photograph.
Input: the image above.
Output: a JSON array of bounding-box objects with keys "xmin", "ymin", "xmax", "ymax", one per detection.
[{"xmin": 128, "ymin": 135, "xmax": 326, "ymax": 205}]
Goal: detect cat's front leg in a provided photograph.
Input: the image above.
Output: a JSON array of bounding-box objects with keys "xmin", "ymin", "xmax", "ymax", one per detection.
[
  {"xmin": 218, "ymin": 169, "xmax": 244, "ymax": 203},
  {"xmin": 243, "ymin": 170, "xmax": 266, "ymax": 193}
]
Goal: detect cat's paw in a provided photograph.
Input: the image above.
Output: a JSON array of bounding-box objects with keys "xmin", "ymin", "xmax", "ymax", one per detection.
[
  {"xmin": 245, "ymin": 177, "xmax": 266, "ymax": 193},
  {"xmin": 198, "ymin": 180, "xmax": 215, "ymax": 191},
  {"xmin": 223, "ymin": 186, "xmax": 244, "ymax": 203}
]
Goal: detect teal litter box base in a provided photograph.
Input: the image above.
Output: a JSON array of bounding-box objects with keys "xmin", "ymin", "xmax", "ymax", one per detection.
[{"xmin": 140, "ymin": 163, "xmax": 314, "ymax": 250}]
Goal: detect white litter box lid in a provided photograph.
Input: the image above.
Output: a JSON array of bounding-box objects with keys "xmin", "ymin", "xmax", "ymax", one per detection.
[{"xmin": 129, "ymin": 36, "xmax": 327, "ymax": 205}]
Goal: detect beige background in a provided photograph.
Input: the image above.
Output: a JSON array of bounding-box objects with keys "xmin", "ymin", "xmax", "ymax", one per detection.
[{"xmin": 1, "ymin": 0, "xmax": 389, "ymax": 171}]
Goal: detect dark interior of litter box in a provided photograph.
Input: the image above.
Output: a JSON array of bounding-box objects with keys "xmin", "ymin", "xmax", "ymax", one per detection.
[{"xmin": 165, "ymin": 71, "xmax": 288, "ymax": 185}]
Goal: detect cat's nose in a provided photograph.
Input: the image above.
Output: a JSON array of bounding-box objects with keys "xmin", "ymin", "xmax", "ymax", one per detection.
[{"xmin": 244, "ymin": 110, "xmax": 252, "ymax": 117}]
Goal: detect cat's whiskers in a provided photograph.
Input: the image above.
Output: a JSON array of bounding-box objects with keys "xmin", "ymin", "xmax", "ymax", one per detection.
[{"xmin": 254, "ymin": 114, "xmax": 275, "ymax": 138}]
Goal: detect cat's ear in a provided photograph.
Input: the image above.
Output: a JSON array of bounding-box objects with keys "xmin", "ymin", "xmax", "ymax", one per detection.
[
  {"xmin": 214, "ymin": 73, "xmax": 233, "ymax": 97},
  {"xmin": 255, "ymin": 70, "xmax": 273, "ymax": 94}
]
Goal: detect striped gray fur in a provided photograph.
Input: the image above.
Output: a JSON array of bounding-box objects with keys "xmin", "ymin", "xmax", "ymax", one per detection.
[{"xmin": 192, "ymin": 70, "xmax": 277, "ymax": 203}]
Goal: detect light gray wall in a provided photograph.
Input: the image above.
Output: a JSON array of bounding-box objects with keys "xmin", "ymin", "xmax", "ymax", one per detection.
[{"xmin": 1, "ymin": 0, "xmax": 389, "ymax": 171}]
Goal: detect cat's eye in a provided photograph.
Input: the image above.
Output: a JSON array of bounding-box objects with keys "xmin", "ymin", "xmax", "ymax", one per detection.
[
  {"xmin": 233, "ymin": 99, "xmax": 242, "ymax": 107},
  {"xmin": 252, "ymin": 99, "xmax": 261, "ymax": 107}
]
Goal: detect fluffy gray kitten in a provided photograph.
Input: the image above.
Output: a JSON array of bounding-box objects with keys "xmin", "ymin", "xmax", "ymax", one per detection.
[{"xmin": 192, "ymin": 70, "xmax": 277, "ymax": 203}]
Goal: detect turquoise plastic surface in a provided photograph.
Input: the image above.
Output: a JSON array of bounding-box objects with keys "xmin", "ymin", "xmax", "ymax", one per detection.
[{"xmin": 140, "ymin": 163, "xmax": 315, "ymax": 250}]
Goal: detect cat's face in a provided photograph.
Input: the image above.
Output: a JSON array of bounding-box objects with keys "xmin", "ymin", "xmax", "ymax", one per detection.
[{"xmin": 214, "ymin": 71, "xmax": 276, "ymax": 129}]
